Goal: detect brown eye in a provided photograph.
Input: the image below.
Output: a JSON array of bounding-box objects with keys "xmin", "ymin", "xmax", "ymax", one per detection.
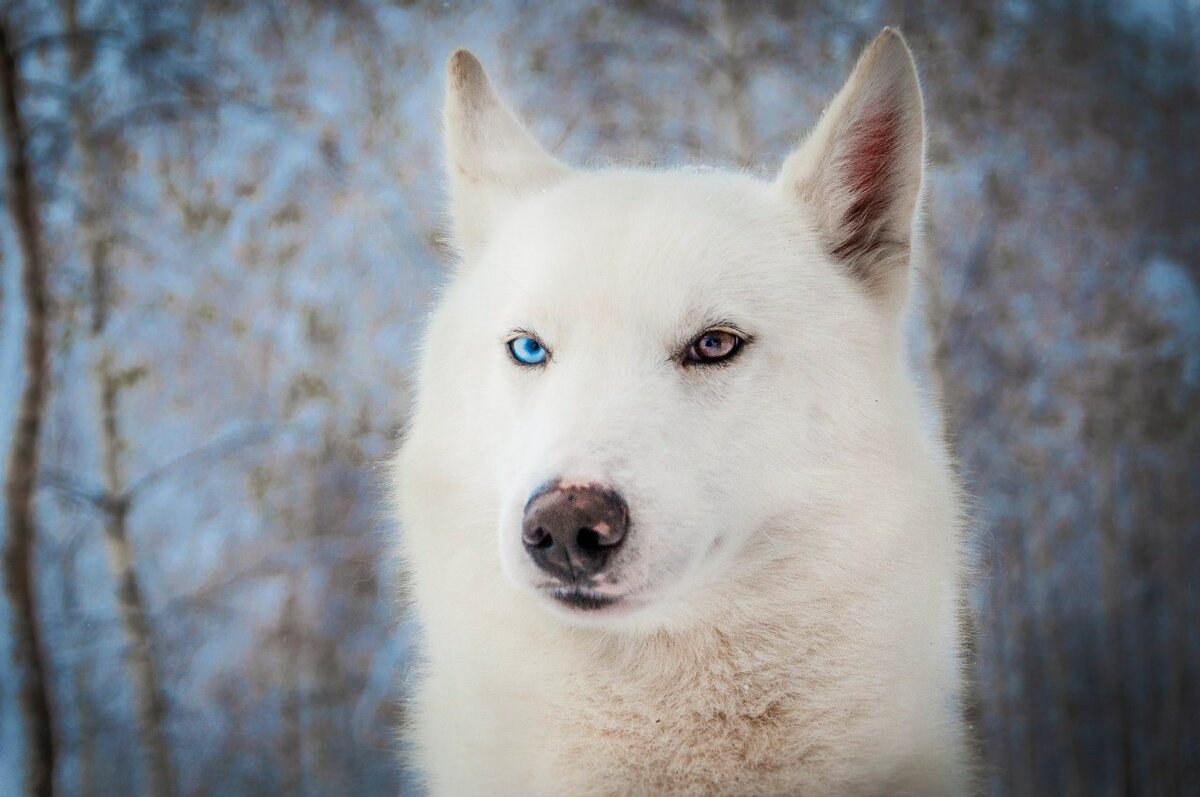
[{"xmin": 684, "ymin": 329, "xmax": 743, "ymax": 365}]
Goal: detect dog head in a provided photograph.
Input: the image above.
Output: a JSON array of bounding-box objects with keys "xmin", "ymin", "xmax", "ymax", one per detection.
[{"xmin": 409, "ymin": 30, "xmax": 926, "ymax": 630}]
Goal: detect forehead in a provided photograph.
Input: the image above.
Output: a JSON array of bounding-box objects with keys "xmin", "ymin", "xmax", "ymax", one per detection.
[{"xmin": 480, "ymin": 170, "xmax": 817, "ymax": 326}]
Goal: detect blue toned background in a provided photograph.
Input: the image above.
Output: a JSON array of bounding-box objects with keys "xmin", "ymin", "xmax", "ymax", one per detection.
[{"xmin": 0, "ymin": 1, "xmax": 1196, "ymax": 795}]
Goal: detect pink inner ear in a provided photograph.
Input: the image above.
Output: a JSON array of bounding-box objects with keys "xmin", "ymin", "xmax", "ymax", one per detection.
[
  {"xmin": 830, "ymin": 103, "xmax": 905, "ymax": 275},
  {"xmin": 846, "ymin": 104, "xmax": 901, "ymax": 196}
]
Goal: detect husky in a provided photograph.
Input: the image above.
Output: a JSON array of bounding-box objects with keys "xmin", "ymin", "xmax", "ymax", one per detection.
[{"xmin": 393, "ymin": 27, "xmax": 970, "ymax": 796}]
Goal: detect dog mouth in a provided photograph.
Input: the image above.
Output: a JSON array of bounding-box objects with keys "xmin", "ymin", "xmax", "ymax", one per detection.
[{"xmin": 547, "ymin": 586, "xmax": 621, "ymax": 611}]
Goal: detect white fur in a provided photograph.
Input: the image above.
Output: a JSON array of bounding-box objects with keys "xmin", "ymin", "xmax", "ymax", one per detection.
[{"xmin": 393, "ymin": 29, "xmax": 970, "ymax": 796}]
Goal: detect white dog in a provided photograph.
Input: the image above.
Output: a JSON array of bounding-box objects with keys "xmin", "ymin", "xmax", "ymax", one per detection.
[{"xmin": 393, "ymin": 27, "xmax": 970, "ymax": 796}]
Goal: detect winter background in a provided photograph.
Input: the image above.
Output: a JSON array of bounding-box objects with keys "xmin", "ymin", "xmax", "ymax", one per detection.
[{"xmin": 0, "ymin": 1, "xmax": 1196, "ymax": 796}]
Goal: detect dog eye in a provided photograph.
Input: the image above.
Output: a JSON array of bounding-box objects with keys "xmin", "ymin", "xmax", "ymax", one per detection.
[
  {"xmin": 684, "ymin": 329, "xmax": 743, "ymax": 365},
  {"xmin": 508, "ymin": 335, "xmax": 548, "ymax": 366}
]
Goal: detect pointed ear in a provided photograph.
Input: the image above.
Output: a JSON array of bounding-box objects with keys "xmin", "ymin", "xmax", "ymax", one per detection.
[
  {"xmin": 777, "ymin": 29, "xmax": 925, "ymax": 300},
  {"xmin": 443, "ymin": 50, "xmax": 570, "ymax": 260}
]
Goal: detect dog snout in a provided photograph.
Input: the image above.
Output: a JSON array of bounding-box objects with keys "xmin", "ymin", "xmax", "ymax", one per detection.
[{"xmin": 522, "ymin": 481, "xmax": 628, "ymax": 581}]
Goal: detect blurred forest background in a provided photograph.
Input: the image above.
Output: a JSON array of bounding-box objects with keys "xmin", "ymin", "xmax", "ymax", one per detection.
[{"xmin": 0, "ymin": 1, "xmax": 1196, "ymax": 796}]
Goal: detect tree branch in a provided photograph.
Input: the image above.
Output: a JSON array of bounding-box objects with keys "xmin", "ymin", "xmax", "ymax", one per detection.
[
  {"xmin": 12, "ymin": 28, "xmax": 124, "ymax": 58},
  {"xmin": 124, "ymin": 423, "xmax": 277, "ymax": 502},
  {"xmin": 38, "ymin": 467, "xmax": 111, "ymax": 513}
]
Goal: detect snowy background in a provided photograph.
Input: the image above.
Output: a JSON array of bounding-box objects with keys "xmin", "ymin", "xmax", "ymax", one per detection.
[{"xmin": 0, "ymin": 1, "xmax": 1196, "ymax": 796}]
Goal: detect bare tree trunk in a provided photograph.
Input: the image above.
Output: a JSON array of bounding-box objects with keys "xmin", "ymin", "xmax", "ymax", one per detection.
[
  {"xmin": 62, "ymin": 0, "xmax": 106, "ymax": 337},
  {"xmin": 60, "ymin": 540, "xmax": 96, "ymax": 797},
  {"xmin": 1096, "ymin": 443, "xmax": 1130, "ymax": 797},
  {"xmin": 63, "ymin": 3, "xmax": 176, "ymax": 794},
  {"xmin": 71, "ymin": 664, "xmax": 95, "ymax": 797},
  {"xmin": 278, "ymin": 590, "xmax": 305, "ymax": 797},
  {"xmin": 98, "ymin": 410, "xmax": 176, "ymax": 797},
  {"xmin": 0, "ymin": 20, "xmax": 57, "ymax": 797},
  {"xmin": 711, "ymin": 0, "xmax": 756, "ymax": 167}
]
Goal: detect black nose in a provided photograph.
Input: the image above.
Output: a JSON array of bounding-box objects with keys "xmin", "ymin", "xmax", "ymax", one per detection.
[{"xmin": 522, "ymin": 482, "xmax": 628, "ymax": 581}]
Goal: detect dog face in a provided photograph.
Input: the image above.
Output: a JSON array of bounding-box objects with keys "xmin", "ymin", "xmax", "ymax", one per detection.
[
  {"xmin": 481, "ymin": 172, "xmax": 840, "ymax": 626},
  {"xmin": 411, "ymin": 31, "xmax": 925, "ymax": 630}
]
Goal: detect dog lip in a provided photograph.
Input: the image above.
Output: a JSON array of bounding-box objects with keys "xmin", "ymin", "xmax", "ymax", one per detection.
[{"xmin": 545, "ymin": 585, "xmax": 623, "ymax": 611}]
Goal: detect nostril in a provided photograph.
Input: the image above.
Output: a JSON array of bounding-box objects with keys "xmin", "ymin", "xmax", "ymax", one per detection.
[
  {"xmin": 524, "ymin": 526, "xmax": 553, "ymax": 549},
  {"xmin": 576, "ymin": 528, "xmax": 602, "ymax": 552},
  {"xmin": 576, "ymin": 526, "xmax": 623, "ymax": 552}
]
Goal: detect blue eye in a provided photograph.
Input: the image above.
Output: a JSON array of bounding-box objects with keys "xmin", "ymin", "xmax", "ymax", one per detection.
[{"xmin": 508, "ymin": 335, "xmax": 548, "ymax": 365}]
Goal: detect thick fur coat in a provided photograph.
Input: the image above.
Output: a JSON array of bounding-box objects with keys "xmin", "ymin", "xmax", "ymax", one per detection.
[{"xmin": 393, "ymin": 28, "xmax": 970, "ymax": 796}]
